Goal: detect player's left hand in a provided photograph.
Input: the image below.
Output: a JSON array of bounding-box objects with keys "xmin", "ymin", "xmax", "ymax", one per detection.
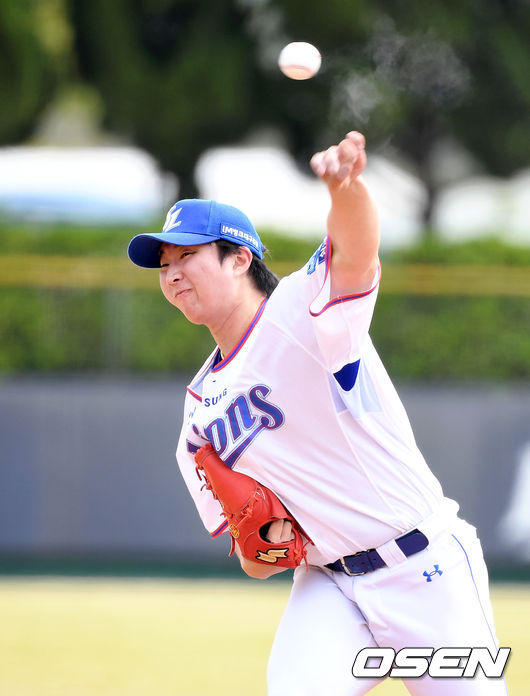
[{"xmin": 310, "ymin": 131, "xmax": 366, "ymax": 189}]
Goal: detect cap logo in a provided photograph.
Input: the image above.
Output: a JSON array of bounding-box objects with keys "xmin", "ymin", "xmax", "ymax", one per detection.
[
  {"xmin": 221, "ymin": 224, "xmax": 259, "ymax": 250},
  {"xmin": 162, "ymin": 206, "xmax": 182, "ymax": 232}
]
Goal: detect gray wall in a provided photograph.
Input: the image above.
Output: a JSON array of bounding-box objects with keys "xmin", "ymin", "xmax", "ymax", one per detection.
[{"xmin": 1, "ymin": 377, "xmax": 529, "ymax": 565}]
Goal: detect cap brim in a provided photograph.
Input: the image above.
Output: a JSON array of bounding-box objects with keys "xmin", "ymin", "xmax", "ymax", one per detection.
[{"xmin": 127, "ymin": 231, "xmax": 215, "ymax": 268}]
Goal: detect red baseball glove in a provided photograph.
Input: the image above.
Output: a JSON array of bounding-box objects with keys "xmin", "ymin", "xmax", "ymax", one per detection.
[{"xmin": 194, "ymin": 443, "xmax": 309, "ymax": 568}]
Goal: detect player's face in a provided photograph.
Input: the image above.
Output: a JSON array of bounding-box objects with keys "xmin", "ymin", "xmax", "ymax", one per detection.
[{"xmin": 158, "ymin": 242, "xmax": 240, "ymax": 327}]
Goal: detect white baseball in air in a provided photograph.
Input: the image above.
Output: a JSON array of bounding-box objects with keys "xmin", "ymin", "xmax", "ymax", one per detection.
[{"xmin": 278, "ymin": 42, "xmax": 321, "ymax": 80}]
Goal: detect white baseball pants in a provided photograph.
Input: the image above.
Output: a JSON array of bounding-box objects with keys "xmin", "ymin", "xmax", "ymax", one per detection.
[{"xmin": 267, "ymin": 513, "xmax": 508, "ymax": 696}]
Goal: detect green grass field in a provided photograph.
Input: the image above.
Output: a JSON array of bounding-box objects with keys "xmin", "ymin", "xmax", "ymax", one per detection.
[{"xmin": 0, "ymin": 578, "xmax": 527, "ymax": 695}]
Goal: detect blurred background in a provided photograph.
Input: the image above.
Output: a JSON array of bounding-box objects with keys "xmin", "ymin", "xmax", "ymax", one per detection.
[{"xmin": 0, "ymin": 3, "xmax": 530, "ymax": 692}]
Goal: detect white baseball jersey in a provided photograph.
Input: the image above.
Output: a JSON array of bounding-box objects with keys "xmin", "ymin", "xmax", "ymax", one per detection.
[{"xmin": 176, "ymin": 237, "xmax": 447, "ymax": 566}]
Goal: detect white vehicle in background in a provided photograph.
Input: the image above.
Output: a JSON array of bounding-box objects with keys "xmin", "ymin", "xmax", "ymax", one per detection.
[{"xmin": 0, "ymin": 146, "xmax": 176, "ymax": 225}]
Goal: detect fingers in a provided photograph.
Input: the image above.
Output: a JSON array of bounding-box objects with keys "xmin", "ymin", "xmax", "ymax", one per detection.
[
  {"xmin": 345, "ymin": 130, "xmax": 366, "ymax": 150},
  {"xmin": 310, "ymin": 131, "xmax": 366, "ymax": 185},
  {"xmin": 265, "ymin": 519, "xmax": 295, "ymax": 543}
]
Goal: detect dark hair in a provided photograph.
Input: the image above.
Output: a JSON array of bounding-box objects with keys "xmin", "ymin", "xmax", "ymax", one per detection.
[{"xmin": 215, "ymin": 240, "xmax": 279, "ymax": 298}]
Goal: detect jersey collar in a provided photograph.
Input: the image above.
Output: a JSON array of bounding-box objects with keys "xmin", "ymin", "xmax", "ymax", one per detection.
[{"xmin": 211, "ymin": 298, "xmax": 268, "ymax": 372}]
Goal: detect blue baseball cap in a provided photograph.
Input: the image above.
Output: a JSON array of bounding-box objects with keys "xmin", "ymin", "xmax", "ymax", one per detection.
[{"xmin": 128, "ymin": 199, "xmax": 263, "ymax": 267}]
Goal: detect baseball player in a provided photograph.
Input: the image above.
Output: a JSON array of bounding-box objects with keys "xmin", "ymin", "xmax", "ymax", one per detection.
[{"xmin": 128, "ymin": 132, "xmax": 507, "ymax": 695}]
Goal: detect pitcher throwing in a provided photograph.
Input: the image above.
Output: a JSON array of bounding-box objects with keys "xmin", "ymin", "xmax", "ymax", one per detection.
[{"xmin": 128, "ymin": 132, "xmax": 507, "ymax": 695}]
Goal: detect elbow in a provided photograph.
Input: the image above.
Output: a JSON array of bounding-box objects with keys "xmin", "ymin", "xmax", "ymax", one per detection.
[
  {"xmin": 242, "ymin": 568, "xmax": 269, "ymax": 580},
  {"xmin": 239, "ymin": 558, "xmax": 270, "ymax": 580},
  {"xmin": 239, "ymin": 556, "xmax": 282, "ymax": 580}
]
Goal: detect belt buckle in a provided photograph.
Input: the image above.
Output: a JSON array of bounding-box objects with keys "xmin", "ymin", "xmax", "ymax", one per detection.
[{"xmin": 339, "ymin": 552, "xmax": 366, "ymax": 577}]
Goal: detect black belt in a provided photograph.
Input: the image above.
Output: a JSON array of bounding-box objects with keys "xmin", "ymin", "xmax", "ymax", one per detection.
[{"xmin": 325, "ymin": 529, "xmax": 428, "ymax": 576}]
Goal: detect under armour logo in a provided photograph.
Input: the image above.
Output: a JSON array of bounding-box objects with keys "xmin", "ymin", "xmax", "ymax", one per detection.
[
  {"xmin": 423, "ymin": 564, "xmax": 443, "ymax": 582},
  {"xmin": 162, "ymin": 206, "xmax": 182, "ymax": 232},
  {"xmin": 255, "ymin": 548, "xmax": 288, "ymax": 564}
]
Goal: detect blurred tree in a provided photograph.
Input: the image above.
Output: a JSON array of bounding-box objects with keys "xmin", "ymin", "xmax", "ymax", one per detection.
[
  {"xmin": 0, "ymin": 0, "xmax": 58, "ymax": 144},
  {"xmin": 263, "ymin": 0, "xmax": 530, "ymax": 230},
  {"xmin": 66, "ymin": 0, "xmax": 333, "ymax": 197},
  {"xmin": 67, "ymin": 0, "xmax": 271, "ymax": 197},
  {"xmin": 66, "ymin": 0, "xmax": 530, "ymax": 227},
  {"xmin": 450, "ymin": 1, "xmax": 530, "ymax": 176}
]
